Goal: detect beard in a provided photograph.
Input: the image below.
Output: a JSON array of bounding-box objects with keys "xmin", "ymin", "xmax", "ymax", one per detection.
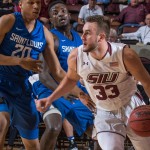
[{"xmin": 83, "ymin": 43, "xmax": 98, "ymax": 53}]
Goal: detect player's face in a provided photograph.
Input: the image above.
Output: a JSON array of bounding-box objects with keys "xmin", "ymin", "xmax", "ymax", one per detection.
[
  {"xmin": 88, "ymin": 0, "xmax": 97, "ymax": 9},
  {"xmin": 130, "ymin": 0, "xmax": 138, "ymax": 6},
  {"xmin": 145, "ymin": 14, "xmax": 150, "ymax": 27},
  {"xmin": 19, "ymin": 0, "xmax": 41, "ymax": 20},
  {"xmin": 49, "ymin": 3, "xmax": 70, "ymax": 28},
  {"xmin": 81, "ymin": 22, "xmax": 99, "ymax": 52}
]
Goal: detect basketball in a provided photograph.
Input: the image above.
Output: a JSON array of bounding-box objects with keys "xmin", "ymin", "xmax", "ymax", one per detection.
[{"xmin": 129, "ymin": 105, "xmax": 150, "ymax": 137}]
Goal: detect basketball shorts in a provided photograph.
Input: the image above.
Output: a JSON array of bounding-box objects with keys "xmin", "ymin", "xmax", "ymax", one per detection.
[
  {"xmin": 32, "ymin": 80, "xmax": 94, "ymax": 136},
  {"xmin": 94, "ymin": 94, "xmax": 150, "ymax": 150},
  {"xmin": 94, "ymin": 94, "xmax": 144, "ymax": 137},
  {"xmin": 0, "ymin": 74, "xmax": 39, "ymax": 140}
]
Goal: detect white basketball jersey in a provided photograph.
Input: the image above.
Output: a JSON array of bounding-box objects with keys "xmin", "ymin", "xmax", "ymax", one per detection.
[{"xmin": 77, "ymin": 42, "xmax": 137, "ymax": 111}]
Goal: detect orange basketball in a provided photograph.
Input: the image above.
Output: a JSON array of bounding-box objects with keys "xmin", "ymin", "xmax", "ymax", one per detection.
[{"xmin": 129, "ymin": 105, "xmax": 150, "ymax": 137}]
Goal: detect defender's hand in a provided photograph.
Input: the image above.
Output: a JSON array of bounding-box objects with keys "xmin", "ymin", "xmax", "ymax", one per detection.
[
  {"xmin": 19, "ymin": 57, "xmax": 43, "ymax": 72},
  {"xmin": 79, "ymin": 92, "xmax": 96, "ymax": 113}
]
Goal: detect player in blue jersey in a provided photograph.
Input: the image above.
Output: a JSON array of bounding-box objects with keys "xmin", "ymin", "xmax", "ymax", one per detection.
[
  {"xmin": 33, "ymin": 1, "xmax": 98, "ymax": 150},
  {"xmin": 0, "ymin": 0, "xmax": 68, "ymax": 149}
]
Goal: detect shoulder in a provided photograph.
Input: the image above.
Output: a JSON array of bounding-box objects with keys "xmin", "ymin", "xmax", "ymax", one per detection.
[
  {"xmin": 139, "ymin": 25, "xmax": 146, "ymax": 30},
  {"xmin": 80, "ymin": 5, "xmax": 87, "ymax": 10},
  {"xmin": 43, "ymin": 26, "xmax": 53, "ymax": 39},
  {"xmin": 95, "ymin": 5, "xmax": 102, "ymax": 9},
  {"xmin": 123, "ymin": 47, "xmax": 139, "ymax": 62},
  {"xmin": 110, "ymin": 42, "xmax": 126, "ymax": 50},
  {"xmin": 121, "ymin": 6, "xmax": 128, "ymax": 12},
  {"xmin": 68, "ymin": 48, "xmax": 78, "ymax": 62},
  {"xmin": 0, "ymin": 13, "xmax": 15, "ymax": 33},
  {"xmin": 0, "ymin": 13, "xmax": 15, "ymax": 23}
]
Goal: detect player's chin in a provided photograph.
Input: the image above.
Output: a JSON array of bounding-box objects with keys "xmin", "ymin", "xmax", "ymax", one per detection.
[
  {"xmin": 32, "ymin": 13, "xmax": 39, "ymax": 19},
  {"xmin": 83, "ymin": 46, "xmax": 90, "ymax": 52},
  {"xmin": 59, "ymin": 22, "xmax": 67, "ymax": 27}
]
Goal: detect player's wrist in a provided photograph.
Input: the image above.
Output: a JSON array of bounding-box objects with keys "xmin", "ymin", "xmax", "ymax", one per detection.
[
  {"xmin": 47, "ymin": 96, "xmax": 54, "ymax": 104},
  {"xmin": 14, "ymin": 57, "xmax": 22, "ymax": 66}
]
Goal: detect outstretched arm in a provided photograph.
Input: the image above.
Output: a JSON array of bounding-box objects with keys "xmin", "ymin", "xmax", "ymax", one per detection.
[
  {"xmin": 35, "ymin": 48, "xmax": 79, "ymax": 111},
  {"xmin": 35, "ymin": 48, "xmax": 96, "ymax": 112},
  {"xmin": 41, "ymin": 28, "xmax": 86, "ymax": 97},
  {"xmin": 124, "ymin": 47, "xmax": 150, "ymax": 98},
  {"xmin": 42, "ymin": 27, "xmax": 66, "ymax": 83}
]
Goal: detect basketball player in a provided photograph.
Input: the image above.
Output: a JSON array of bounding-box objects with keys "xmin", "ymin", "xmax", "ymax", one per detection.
[
  {"xmin": 0, "ymin": 0, "xmax": 67, "ymax": 149},
  {"xmin": 36, "ymin": 15, "xmax": 150, "ymax": 150},
  {"xmin": 33, "ymin": 1, "xmax": 95, "ymax": 149}
]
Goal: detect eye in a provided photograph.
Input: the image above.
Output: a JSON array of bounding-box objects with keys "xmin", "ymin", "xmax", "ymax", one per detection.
[
  {"xmin": 28, "ymin": 1, "xmax": 34, "ymax": 5},
  {"xmin": 62, "ymin": 9, "xmax": 67, "ymax": 13},
  {"xmin": 52, "ymin": 11, "xmax": 58, "ymax": 15}
]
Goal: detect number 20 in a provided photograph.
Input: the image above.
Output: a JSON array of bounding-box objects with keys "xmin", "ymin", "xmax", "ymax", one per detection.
[{"xmin": 11, "ymin": 44, "xmax": 32, "ymax": 58}]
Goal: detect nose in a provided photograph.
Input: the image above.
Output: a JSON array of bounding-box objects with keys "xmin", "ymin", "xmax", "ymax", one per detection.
[
  {"xmin": 33, "ymin": 2, "xmax": 40, "ymax": 9},
  {"xmin": 81, "ymin": 33, "xmax": 85, "ymax": 41},
  {"xmin": 58, "ymin": 10, "xmax": 65, "ymax": 17}
]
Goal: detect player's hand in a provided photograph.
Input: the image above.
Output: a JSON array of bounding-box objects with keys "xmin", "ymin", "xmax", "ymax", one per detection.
[
  {"xmin": 79, "ymin": 92, "xmax": 96, "ymax": 113},
  {"xmin": 19, "ymin": 57, "xmax": 43, "ymax": 72},
  {"xmin": 35, "ymin": 98, "xmax": 51, "ymax": 113}
]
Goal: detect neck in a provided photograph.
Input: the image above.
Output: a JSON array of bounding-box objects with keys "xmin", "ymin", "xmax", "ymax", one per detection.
[
  {"xmin": 90, "ymin": 41, "xmax": 108, "ymax": 60},
  {"xmin": 56, "ymin": 26, "xmax": 72, "ymax": 39},
  {"xmin": 22, "ymin": 13, "xmax": 36, "ymax": 24}
]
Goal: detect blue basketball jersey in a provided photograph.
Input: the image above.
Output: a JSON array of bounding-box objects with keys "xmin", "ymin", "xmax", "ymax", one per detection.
[
  {"xmin": 51, "ymin": 28, "xmax": 82, "ymax": 71},
  {"xmin": 0, "ymin": 12, "xmax": 46, "ymax": 78}
]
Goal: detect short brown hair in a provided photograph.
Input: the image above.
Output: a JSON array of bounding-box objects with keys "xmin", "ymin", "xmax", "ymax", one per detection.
[{"xmin": 85, "ymin": 15, "xmax": 110, "ymax": 38}]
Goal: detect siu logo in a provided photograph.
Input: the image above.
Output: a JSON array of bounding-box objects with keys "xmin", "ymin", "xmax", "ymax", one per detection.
[{"xmin": 87, "ymin": 72, "xmax": 119, "ymax": 84}]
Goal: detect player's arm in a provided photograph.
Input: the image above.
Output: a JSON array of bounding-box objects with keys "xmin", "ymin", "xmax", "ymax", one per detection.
[
  {"xmin": 41, "ymin": 28, "xmax": 85, "ymax": 96},
  {"xmin": 37, "ymin": 48, "xmax": 80, "ymax": 109},
  {"xmin": 0, "ymin": 14, "xmax": 42, "ymax": 72},
  {"xmin": 36, "ymin": 48, "xmax": 96, "ymax": 112},
  {"xmin": 35, "ymin": 48, "xmax": 79, "ymax": 112},
  {"xmin": 123, "ymin": 47, "xmax": 150, "ymax": 98},
  {"xmin": 39, "ymin": 33, "xmax": 60, "ymax": 90},
  {"xmin": 42, "ymin": 27, "xmax": 66, "ymax": 83},
  {"xmin": 0, "ymin": 14, "xmax": 20, "ymax": 65},
  {"xmin": 39, "ymin": 54, "xmax": 58, "ymax": 91},
  {"xmin": 42, "ymin": 28, "xmax": 84, "ymax": 96}
]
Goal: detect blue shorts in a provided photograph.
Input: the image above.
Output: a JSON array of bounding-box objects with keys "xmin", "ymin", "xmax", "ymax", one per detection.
[
  {"xmin": 32, "ymin": 81, "xmax": 94, "ymax": 136},
  {"xmin": 0, "ymin": 74, "xmax": 39, "ymax": 140}
]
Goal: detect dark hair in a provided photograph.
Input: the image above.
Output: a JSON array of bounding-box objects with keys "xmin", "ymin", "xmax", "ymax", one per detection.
[
  {"xmin": 85, "ymin": 15, "xmax": 111, "ymax": 38},
  {"xmin": 48, "ymin": 0, "xmax": 65, "ymax": 12}
]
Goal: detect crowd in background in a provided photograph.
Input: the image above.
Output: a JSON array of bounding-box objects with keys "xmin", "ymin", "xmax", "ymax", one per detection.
[
  {"xmin": 0, "ymin": 0, "xmax": 150, "ymax": 150},
  {"xmin": 1, "ymin": 0, "xmax": 150, "ymax": 43}
]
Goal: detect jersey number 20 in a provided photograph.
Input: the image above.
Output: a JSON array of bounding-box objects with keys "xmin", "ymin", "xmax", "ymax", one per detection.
[{"xmin": 11, "ymin": 44, "xmax": 32, "ymax": 58}]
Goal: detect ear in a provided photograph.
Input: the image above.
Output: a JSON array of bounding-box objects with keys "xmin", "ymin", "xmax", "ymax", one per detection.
[
  {"xmin": 97, "ymin": 34, "xmax": 101, "ymax": 42},
  {"xmin": 68, "ymin": 13, "xmax": 71, "ymax": 20},
  {"xmin": 100, "ymin": 33, "xmax": 106, "ymax": 40},
  {"xmin": 19, "ymin": 1, "xmax": 22, "ymax": 9},
  {"xmin": 97, "ymin": 33, "xmax": 106, "ymax": 42},
  {"xmin": 49, "ymin": 17, "xmax": 53, "ymax": 24},
  {"xmin": 49, "ymin": 17, "xmax": 55, "ymax": 28}
]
